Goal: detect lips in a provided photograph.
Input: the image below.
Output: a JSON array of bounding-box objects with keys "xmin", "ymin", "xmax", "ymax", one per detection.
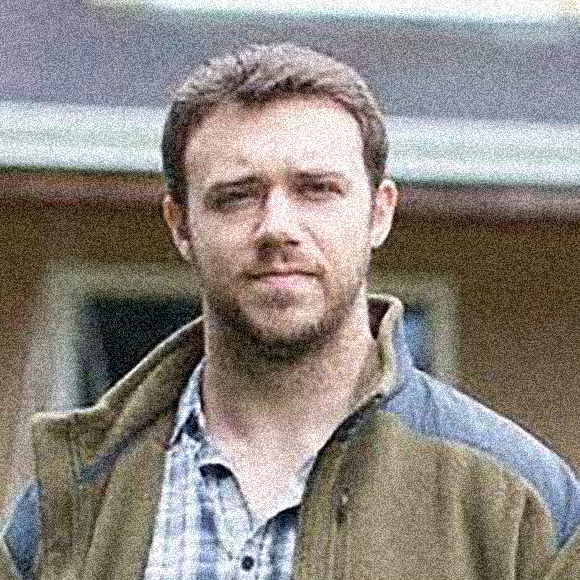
[
  {"xmin": 250, "ymin": 269, "xmax": 314, "ymax": 278},
  {"xmin": 248, "ymin": 261, "xmax": 319, "ymax": 277},
  {"xmin": 248, "ymin": 267, "xmax": 317, "ymax": 291},
  {"xmin": 256, "ymin": 273, "xmax": 313, "ymax": 291}
]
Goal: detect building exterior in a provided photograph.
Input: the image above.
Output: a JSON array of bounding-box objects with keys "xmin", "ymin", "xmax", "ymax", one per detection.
[{"xmin": 1, "ymin": 0, "xmax": 580, "ymax": 513}]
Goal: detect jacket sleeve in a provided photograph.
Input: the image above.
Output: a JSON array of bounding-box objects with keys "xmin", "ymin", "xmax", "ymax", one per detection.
[
  {"xmin": 543, "ymin": 527, "xmax": 580, "ymax": 580},
  {"xmin": 0, "ymin": 484, "xmax": 41, "ymax": 580}
]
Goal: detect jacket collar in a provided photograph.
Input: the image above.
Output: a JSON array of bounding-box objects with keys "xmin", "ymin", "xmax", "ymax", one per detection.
[
  {"xmin": 43, "ymin": 294, "xmax": 413, "ymax": 481},
  {"xmin": 348, "ymin": 294, "xmax": 413, "ymax": 415}
]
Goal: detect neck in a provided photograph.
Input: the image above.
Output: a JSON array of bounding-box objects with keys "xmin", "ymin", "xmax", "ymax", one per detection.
[{"xmin": 201, "ymin": 293, "xmax": 381, "ymax": 455}]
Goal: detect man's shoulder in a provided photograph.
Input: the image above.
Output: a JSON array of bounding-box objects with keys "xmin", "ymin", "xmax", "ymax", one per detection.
[
  {"xmin": 0, "ymin": 321, "xmax": 206, "ymax": 580},
  {"xmin": 386, "ymin": 369, "xmax": 580, "ymax": 548}
]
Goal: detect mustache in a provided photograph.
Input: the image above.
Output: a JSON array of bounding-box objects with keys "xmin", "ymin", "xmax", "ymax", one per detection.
[{"xmin": 245, "ymin": 248, "xmax": 324, "ymax": 278}]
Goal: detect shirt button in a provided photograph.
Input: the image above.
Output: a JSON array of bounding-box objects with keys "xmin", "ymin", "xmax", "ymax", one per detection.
[{"xmin": 241, "ymin": 555, "xmax": 255, "ymax": 571}]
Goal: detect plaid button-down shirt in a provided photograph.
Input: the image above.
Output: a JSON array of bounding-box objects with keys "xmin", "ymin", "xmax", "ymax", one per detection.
[{"xmin": 144, "ymin": 359, "xmax": 315, "ymax": 580}]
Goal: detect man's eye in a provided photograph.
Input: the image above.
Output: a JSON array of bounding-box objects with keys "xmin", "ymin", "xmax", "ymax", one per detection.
[
  {"xmin": 302, "ymin": 182, "xmax": 341, "ymax": 199},
  {"xmin": 209, "ymin": 189, "xmax": 257, "ymax": 210},
  {"xmin": 224, "ymin": 189, "xmax": 250, "ymax": 202}
]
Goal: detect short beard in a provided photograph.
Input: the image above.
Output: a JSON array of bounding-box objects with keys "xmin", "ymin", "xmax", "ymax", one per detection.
[{"xmin": 202, "ymin": 271, "xmax": 366, "ymax": 363}]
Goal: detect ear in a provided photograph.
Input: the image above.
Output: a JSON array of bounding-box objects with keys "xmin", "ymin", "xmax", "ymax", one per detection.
[
  {"xmin": 163, "ymin": 194, "xmax": 192, "ymax": 261},
  {"xmin": 370, "ymin": 179, "xmax": 398, "ymax": 249}
]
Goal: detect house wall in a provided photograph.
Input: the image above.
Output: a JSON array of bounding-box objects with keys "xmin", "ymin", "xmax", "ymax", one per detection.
[
  {"xmin": 379, "ymin": 215, "xmax": 580, "ymax": 467},
  {"xmin": 1, "ymin": 190, "xmax": 580, "ymax": 514}
]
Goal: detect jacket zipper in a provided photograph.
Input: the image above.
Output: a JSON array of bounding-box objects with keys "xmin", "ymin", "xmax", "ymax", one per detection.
[{"xmin": 293, "ymin": 394, "xmax": 383, "ymax": 580}]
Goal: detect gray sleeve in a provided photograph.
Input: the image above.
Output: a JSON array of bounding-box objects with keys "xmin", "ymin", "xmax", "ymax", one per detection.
[{"xmin": 1, "ymin": 484, "xmax": 41, "ymax": 580}]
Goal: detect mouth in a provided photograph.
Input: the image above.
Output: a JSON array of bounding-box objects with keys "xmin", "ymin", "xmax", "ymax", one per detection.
[{"xmin": 249, "ymin": 270, "xmax": 317, "ymax": 290}]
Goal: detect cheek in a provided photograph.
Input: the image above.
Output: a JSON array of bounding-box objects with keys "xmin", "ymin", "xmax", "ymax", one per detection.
[
  {"xmin": 315, "ymin": 209, "xmax": 372, "ymax": 261},
  {"xmin": 318, "ymin": 238, "xmax": 370, "ymax": 293},
  {"xmin": 191, "ymin": 226, "xmax": 246, "ymax": 278}
]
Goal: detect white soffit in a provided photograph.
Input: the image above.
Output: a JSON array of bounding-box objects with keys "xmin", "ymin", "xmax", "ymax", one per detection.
[
  {"xmin": 1, "ymin": 100, "xmax": 580, "ymax": 187},
  {"xmin": 92, "ymin": 0, "xmax": 580, "ymax": 23}
]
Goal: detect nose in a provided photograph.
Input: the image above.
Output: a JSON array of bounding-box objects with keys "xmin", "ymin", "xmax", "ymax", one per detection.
[{"xmin": 254, "ymin": 186, "xmax": 301, "ymax": 247}]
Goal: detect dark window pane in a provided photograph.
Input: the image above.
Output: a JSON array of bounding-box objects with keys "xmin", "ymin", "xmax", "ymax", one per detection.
[
  {"xmin": 78, "ymin": 297, "xmax": 430, "ymax": 406},
  {"xmin": 79, "ymin": 296, "xmax": 200, "ymax": 406}
]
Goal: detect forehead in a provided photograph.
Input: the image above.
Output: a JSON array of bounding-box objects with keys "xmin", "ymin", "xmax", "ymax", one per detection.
[{"xmin": 183, "ymin": 97, "xmax": 366, "ymax": 186}]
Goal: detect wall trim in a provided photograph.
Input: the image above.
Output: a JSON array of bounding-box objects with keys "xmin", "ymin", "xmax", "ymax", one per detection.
[
  {"xmin": 2, "ymin": 171, "xmax": 580, "ymax": 221},
  {"xmin": 2, "ymin": 100, "xmax": 580, "ymax": 188}
]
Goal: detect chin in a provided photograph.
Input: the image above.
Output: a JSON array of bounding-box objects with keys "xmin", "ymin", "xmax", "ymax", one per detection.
[
  {"xmin": 205, "ymin": 276, "xmax": 364, "ymax": 358},
  {"xmin": 239, "ymin": 306, "xmax": 343, "ymax": 359},
  {"xmin": 251, "ymin": 318, "xmax": 323, "ymax": 344},
  {"xmin": 244, "ymin": 325, "xmax": 329, "ymax": 360}
]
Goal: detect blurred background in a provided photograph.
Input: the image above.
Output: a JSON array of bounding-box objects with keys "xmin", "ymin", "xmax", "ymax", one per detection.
[{"xmin": 1, "ymin": 0, "xmax": 580, "ymax": 514}]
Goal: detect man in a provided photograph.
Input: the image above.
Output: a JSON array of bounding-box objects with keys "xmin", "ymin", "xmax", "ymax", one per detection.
[{"xmin": 2, "ymin": 43, "xmax": 580, "ymax": 580}]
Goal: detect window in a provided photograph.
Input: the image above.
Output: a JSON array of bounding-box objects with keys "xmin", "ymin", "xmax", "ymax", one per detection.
[
  {"xmin": 25, "ymin": 264, "xmax": 455, "ymax": 410},
  {"xmin": 80, "ymin": 295, "xmax": 201, "ymax": 406}
]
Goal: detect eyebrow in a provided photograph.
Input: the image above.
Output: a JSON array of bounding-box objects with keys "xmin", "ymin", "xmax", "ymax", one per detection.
[
  {"xmin": 205, "ymin": 175, "xmax": 262, "ymax": 194},
  {"xmin": 204, "ymin": 170, "xmax": 349, "ymax": 194},
  {"xmin": 291, "ymin": 170, "xmax": 348, "ymax": 182}
]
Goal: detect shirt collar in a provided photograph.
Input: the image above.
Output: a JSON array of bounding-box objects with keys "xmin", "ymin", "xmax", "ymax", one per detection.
[
  {"xmin": 169, "ymin": 356, "xmax": 206, "ymax": 447},
  {"xmin": 169, "ymin": 295, "xmax": 412, "ymax": 450}
]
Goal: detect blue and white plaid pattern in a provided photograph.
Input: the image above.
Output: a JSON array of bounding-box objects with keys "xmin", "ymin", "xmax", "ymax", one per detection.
[{"xmin": 144, "ymin": 360, "xmax": 314, "ymax": 580}]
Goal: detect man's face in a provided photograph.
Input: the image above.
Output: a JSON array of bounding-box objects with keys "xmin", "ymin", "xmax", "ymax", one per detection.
[{"xmin": 167, "ymin": 97, "xmax": 395, "ymax": 355}]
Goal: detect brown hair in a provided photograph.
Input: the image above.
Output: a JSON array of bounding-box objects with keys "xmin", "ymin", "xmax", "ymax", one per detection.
[{"xmin": 162, "ymin": 43, "xmax": 388, "ymax": 205}]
